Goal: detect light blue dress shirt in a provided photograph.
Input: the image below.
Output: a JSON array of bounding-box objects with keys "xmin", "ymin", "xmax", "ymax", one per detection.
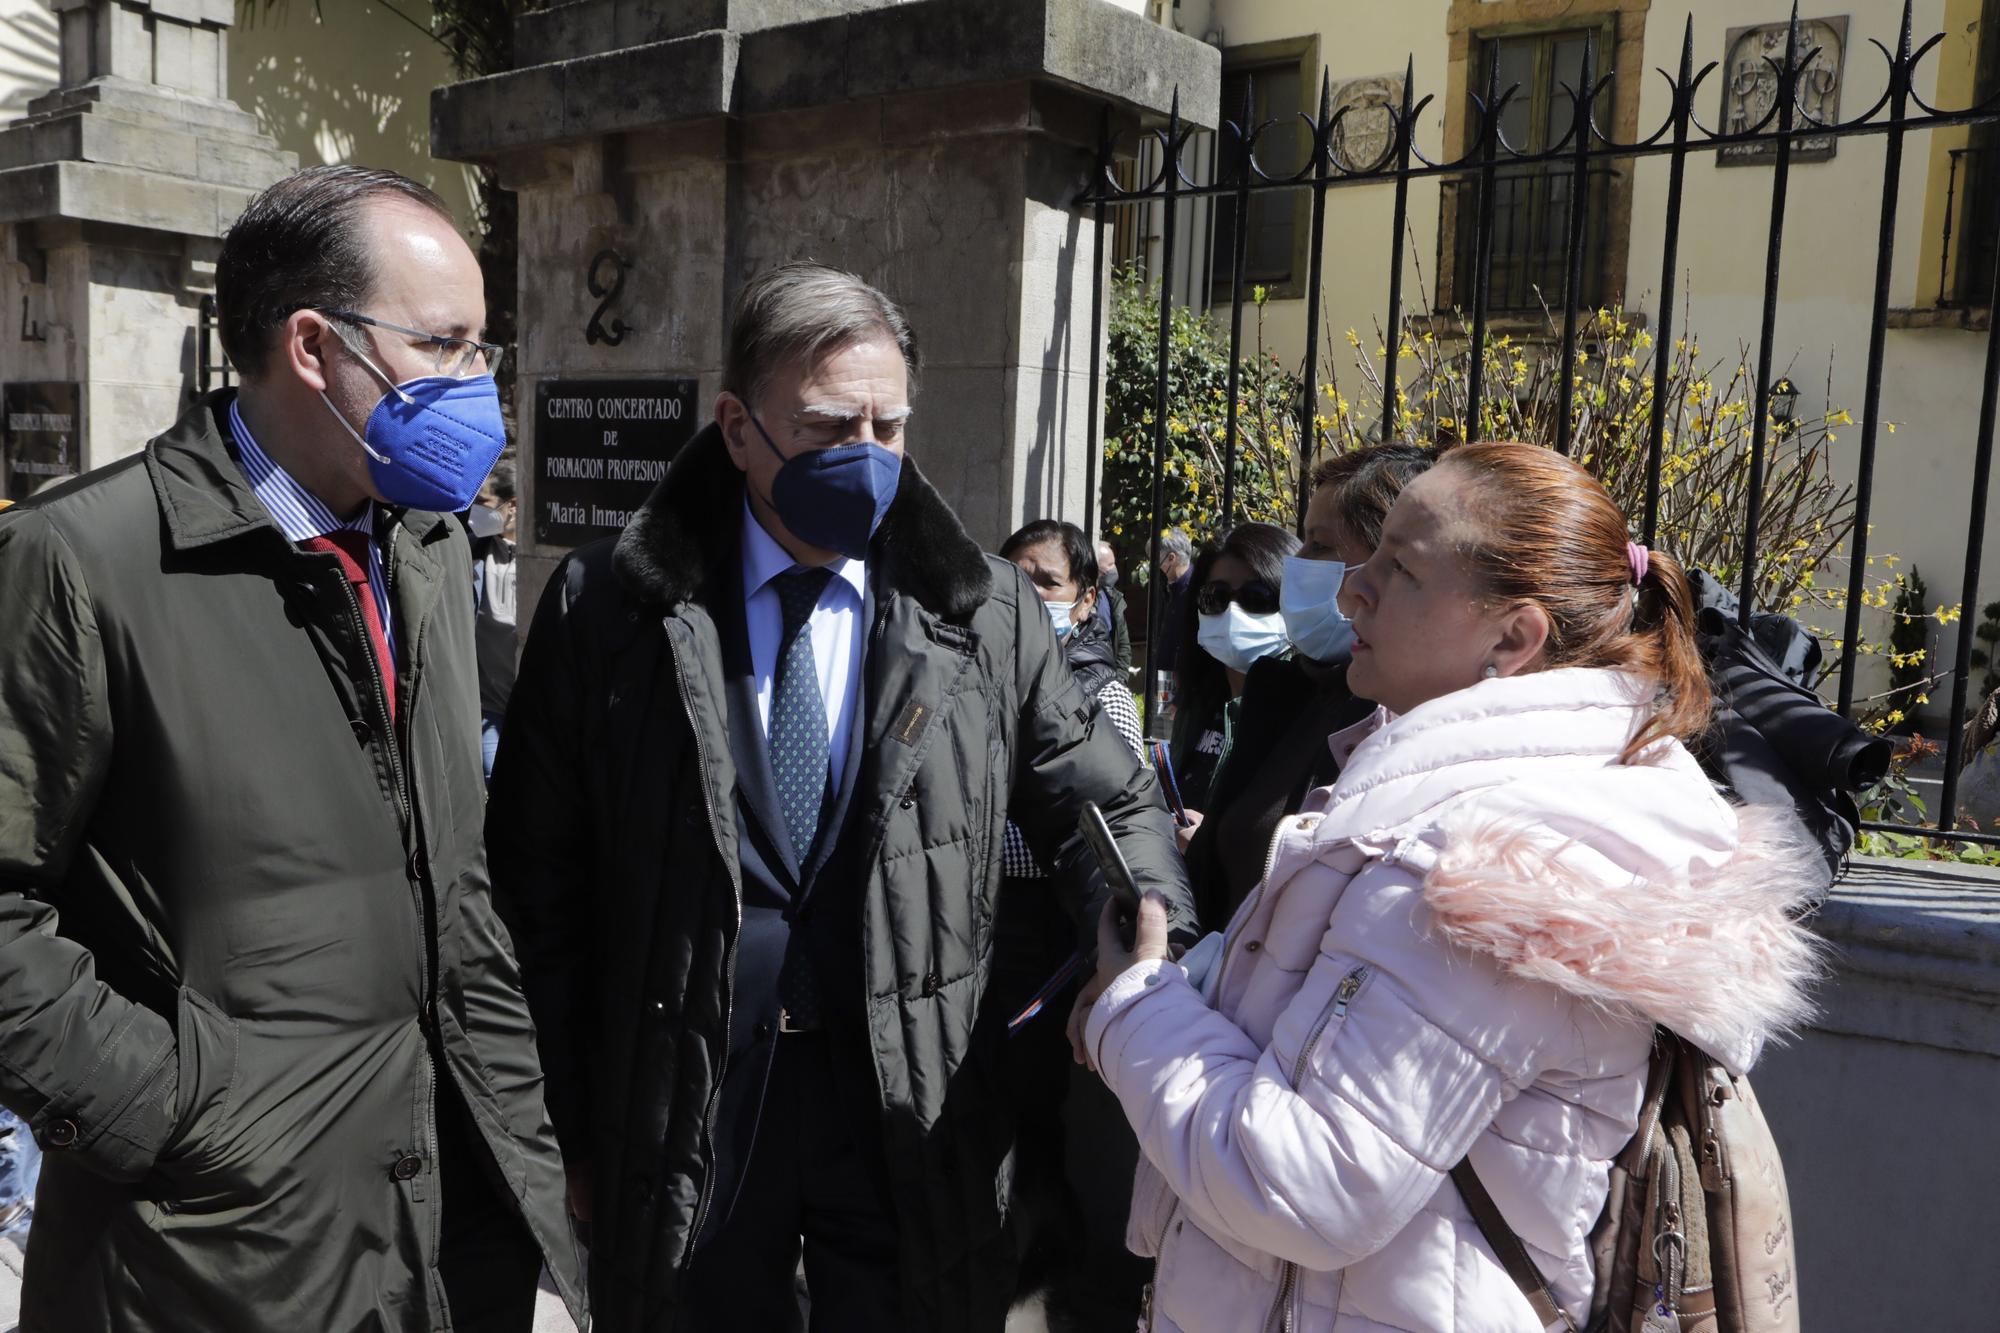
[
  {"xmin": 740, "ymin": 497, "xmax": 867, "ymax": 775},
  {"xmin": 227, "ymin": 399, "xmax": 396, "ymax": 659}
]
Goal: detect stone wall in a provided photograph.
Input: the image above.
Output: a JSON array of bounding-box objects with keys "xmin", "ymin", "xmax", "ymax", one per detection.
[
  {"xmin": 436, "ymin": 0, "xmax": 1218, "ymax": 629},
  {"xmin": 1754, "ymin": 857, "xmax": 2000, "ymax": 1330}
]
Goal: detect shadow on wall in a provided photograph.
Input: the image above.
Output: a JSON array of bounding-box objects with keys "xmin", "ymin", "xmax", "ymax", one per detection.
[
  {"xmin": 230, "ymin": 5, "xmax": 481, "ymax": 237},
  {"xmin": 0, "ymin": 6, "xmax": 58, "ymax": 120}
]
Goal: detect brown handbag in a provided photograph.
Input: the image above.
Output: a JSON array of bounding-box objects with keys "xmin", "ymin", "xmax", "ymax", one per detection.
[{"xmin": 1455, "ymin": 1031, "xmax": 1800, "ymax": 1333}]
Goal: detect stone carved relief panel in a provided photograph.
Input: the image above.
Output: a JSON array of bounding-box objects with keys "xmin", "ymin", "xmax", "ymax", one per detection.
[
  {"xmin": 1330, "ymin": 74, "xmax": 1403, "ymax": 174},
  {"xmin": 1718, "ymin": 15, "xmax": 1848, "ymax": 165}
]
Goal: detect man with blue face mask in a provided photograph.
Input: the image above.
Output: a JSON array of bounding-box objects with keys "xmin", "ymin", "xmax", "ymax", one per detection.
[
  {"xmin": 0, "ymin": 167, "xmax": 582, "ymax": 1332},
  {"xmin": 489, "ymin": 262, "xmax": 1196, "ymax": 1332}
]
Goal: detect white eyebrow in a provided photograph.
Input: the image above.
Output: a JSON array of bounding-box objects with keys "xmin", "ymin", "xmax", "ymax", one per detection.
[{"xmin": 796, "ymin": 402, "xmax": 914, "ymax": 423}]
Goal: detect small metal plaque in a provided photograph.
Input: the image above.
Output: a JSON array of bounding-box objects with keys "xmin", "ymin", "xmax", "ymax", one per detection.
[{"xmin": 533, "ymin": 378, "xmax": 698, "ymax": 547}]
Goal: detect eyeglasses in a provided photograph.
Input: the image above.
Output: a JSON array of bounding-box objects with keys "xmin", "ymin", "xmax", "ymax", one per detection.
[
  {"xmin": 319, "ymin": 309, "xmax": 506, "ymax": 380},
  {"xmin": 1196, "ymin": 578, "xmax": 1280, "ymax": 617}
]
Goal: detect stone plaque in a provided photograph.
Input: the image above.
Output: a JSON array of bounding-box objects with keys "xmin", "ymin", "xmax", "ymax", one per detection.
[
  {"xmin": 2, "ymin": 382, "xmax": 82, "ymax": 501},
  {"xmin": 1331, "ymin": 74, "xmax": 1403, "ymax": 173},
  {"xmin": 1718, "ymin": 16, "xmax": 1848, "ymax": 165},
  {"xmin": 534, "ymin": 378, "xmax": 698, "ymax": 546}
]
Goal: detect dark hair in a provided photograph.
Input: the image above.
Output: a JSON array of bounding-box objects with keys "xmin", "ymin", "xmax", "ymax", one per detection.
[
  {"xmin": 1170, "ymin": 521, "xmax": 1302, "ymax": 767},
  {"xmin": 1309, "ymin": 441, "xmax": 1438, "ymax": 552},
  {"xmin": 1439, "ymin": 442, "xmax": 1712, "ymax": 761},
  {"xmin": 216, "ymin": 165, "xmax": 457, "ymax": 380},
  {"xmin": 724, "ymin": 262, "xmax": 920, "ymax": 407},
  {"xmin": 1000, "ymin": 519, "xmax": 1099, "ymax": 594},
  {"xmin": 486, "ymin": 455, "xmax": 517, "ymax": 503}
]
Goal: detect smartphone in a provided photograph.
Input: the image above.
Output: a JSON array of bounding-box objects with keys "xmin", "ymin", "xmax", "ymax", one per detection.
[{"xmin": 1078, "ymin": 801, "xmax": 1144, "ymax": 911}]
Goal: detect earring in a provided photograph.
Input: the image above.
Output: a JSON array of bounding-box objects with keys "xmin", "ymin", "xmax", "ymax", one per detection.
[{"xmin": 1482, "ymin": 664, "xmax": 1499, "ymax": 680}]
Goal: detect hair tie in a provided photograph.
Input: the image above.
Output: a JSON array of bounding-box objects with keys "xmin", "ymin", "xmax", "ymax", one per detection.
[{"xmin": 1626, "ymin": 542, "xmax": 1650, "ymax": 586}]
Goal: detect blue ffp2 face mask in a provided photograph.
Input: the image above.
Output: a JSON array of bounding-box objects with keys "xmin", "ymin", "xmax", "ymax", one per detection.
[
  {"xmin": 319, "ymin": 342, "xmax": 507, "ymax": 513},
  {"xmin": 1280, "ymin": 555, "xmax": 1356, "ymax": 663},
  {"xmin": 749, "ymin": 413, "xmax": 901, "ymax": 560}
]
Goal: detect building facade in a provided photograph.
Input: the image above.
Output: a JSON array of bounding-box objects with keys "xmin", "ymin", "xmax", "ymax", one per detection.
[{"xmin": 1121, "ymin": 0, "xmax": 1999, "ymax": 710}]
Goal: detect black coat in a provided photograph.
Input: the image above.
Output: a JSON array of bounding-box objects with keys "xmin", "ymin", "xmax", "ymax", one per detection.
[
  {"xmin": 486, "ymin": 425, "xmax": 1193, "ymax": 1330},
  {"xmin": 0, "ymin": 394, "xmax": 585, "ymax": 1331},
  {"xmin": 1183, "ymin": 654, "xmax": 1374, "ymax": 929}
]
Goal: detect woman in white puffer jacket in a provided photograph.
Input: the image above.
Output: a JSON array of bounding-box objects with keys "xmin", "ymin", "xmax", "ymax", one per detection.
[{"xmin": 1068, "ymin": 443, "xmax": 1822, "ymax": 1332}]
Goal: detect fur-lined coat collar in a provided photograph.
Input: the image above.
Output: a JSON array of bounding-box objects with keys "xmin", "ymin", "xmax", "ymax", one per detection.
[
  {"xmin": 1323, "ymin": 667, "xmax": 1822, "ymax": 1074},
  {"xmin": 610, "ymin": 422, "xmax": 993, "ymax": 618}
]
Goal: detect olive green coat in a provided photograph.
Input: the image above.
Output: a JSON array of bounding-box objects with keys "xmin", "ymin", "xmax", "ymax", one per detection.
[{"xmin": 0, "ymin": 393, "xmax": 586, "ymax": 1331}]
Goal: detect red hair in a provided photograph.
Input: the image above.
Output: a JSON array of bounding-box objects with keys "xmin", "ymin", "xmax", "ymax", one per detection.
[{"xmin": 1439, "ymin": 442, "xmax": 1711, "ymax": 762}]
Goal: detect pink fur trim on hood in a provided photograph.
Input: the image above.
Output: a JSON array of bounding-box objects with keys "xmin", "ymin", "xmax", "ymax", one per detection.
[{"xmin": 1420, "ymin": 803, "xmax": 1825, "ymax": 1075}]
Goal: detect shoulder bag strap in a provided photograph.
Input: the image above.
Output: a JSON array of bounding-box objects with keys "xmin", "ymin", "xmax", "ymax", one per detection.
[{"xmin": 1450, "ymin": 1158, "xmax": 1579, "ymax": 1333}]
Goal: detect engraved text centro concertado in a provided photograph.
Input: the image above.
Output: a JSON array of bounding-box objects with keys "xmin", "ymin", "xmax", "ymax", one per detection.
[{"xmin": 542, "ymin": 395, "xmax": 684, "ymax": 421}]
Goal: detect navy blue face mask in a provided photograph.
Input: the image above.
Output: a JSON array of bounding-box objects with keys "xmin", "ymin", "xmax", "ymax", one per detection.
[{"xmin": 748, "ymin": 412, "xmax": 901, "ymax": 560}]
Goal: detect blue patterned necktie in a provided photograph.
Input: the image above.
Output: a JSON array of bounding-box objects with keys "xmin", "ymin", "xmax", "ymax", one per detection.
[{"xmin": 769, "ymin": 567, "xmax": 836, "ymax": 866}]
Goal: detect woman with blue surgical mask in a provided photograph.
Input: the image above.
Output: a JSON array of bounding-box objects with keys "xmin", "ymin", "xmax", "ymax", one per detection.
[
  {"xmin": 1168, "ymin": 522, "xmax": 1300, "ymax": 822},
  {"xmin": 993, "ymin": 518, "xmax": 1149, "ymax": 1324},
  {"xmin": 1179, "ymin": 444, "xmax": 1438, "ymax": 930}
]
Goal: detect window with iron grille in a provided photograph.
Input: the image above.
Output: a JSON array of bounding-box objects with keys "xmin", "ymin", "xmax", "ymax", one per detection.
[
  {"xmin": 1453, "ymin": 25, "xmax": 1615, "ymax": 314},
  {"xmin": 1956, "ymin": 0, "xmax": 2000, "ymax": 307},
  {"xmin": 1210, "ymin": 43, "xmax": 1313, "ymax": 298}
]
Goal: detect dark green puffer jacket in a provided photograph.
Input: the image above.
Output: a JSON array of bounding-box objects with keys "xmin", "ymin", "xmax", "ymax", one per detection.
[
  {"xmin": 487, "ymin": 425, "xmax": 1195, "ymax": 1330},
  {"xmin": 0, "ymin": 393, "xmax": 585, "ymax": 1332}
]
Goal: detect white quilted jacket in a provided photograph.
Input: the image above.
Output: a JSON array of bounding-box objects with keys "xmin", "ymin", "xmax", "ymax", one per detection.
[{"xmin": 1084, "ymin": 667, "xmax": 1821, "ymax": 1333}]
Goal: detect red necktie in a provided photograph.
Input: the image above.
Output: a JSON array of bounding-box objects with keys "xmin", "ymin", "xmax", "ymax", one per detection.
[{"xmin": 302, "ymin": 530, "xmax": 397, "ymax": 725}]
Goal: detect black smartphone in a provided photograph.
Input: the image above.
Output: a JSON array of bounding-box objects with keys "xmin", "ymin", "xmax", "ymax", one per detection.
[{"xmin": 1078, "ymin": 801, "xmax": 1143, "ymax": 911}]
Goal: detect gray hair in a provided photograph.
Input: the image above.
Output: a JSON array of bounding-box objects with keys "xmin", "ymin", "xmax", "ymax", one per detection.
[
  {"xmin": 724, "ymin": 262, "xmax": 920, "ymax": 407},
  {"xmin": 1159, "ymin": 529, "xmax": 1192, "ymax": 563}
]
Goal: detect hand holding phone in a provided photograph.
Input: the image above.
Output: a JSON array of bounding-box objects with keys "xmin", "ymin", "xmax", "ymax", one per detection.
[{"xmin": 1078, "ymin": 801, "xmax": 1143, "ymax": 912}]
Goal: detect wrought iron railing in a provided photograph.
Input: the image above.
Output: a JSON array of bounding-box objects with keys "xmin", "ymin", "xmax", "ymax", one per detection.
[
  {"xmin": 1077, "ymin": 2, "xmax": 2000, "ymax": 844},
  {"xmin": 195, "ymin": 293, "xmax": 234, "ymax": 398}
]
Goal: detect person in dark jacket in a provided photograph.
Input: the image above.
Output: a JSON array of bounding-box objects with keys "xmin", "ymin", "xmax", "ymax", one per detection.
[
  {"xmin": 1094, "ymin": 538, "xmax": 1134, "ymax": 675},
  {"xmin": 1168, "ymin": 522, "xmax": 1300, "ymax": 814},
  {"xmin": 1151, "ymin": 529, "xmax": 1194, "ymax": 707},
  {"xmin": 487, "ymin": 263, "xmax": 1195, "ymax": 1333},
  {"xmin": 0, "ymin": 167, "xmax": 584, "ymax": 1332},
  {"xmin": 471, "ymin": 457, "xmax": 520, "ymax": 783},
  {"xmin": 1181, "ymin": 444, "xmax": 1437, "ymax": 929}
]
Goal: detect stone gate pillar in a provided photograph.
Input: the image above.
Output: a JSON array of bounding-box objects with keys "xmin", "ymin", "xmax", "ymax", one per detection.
[
  {"xmin": 432, "ymin": 0, "xmax": 1216, "ymax": 619},
  {"xmin": 0, "ymin": 0, "xmax": 295, "ymax": 495}
]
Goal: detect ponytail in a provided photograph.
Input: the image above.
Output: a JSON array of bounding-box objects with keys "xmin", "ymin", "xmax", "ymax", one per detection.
[
  {"xmin": 1439, "ymin": 443, "xmax": 1714, "ymax": 762},
  {"xmin": 1622, "ymin": 547, "xmax": 1711, "ymax": 763}
]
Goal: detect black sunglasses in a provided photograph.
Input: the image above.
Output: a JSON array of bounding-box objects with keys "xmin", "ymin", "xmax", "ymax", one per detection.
[{"xmin": 1197, "ymin": 578, "xmax": 1280, "ymax": 617}]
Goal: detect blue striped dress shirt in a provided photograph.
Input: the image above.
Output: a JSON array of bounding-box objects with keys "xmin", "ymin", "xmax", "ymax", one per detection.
[{"xmin": 227, "ymin": 399, "xmax": 396, "ymax": 659}]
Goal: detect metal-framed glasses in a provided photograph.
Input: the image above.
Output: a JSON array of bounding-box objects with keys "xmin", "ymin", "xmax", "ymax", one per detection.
[{"xmin": 319, "ymin": 308, "xmax": 506, "ymax": 380}]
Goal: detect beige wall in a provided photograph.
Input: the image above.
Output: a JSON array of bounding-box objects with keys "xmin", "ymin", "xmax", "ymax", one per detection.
[
  {"xmin": 1149, "ymin": 0, "xmax": 1995, "ymax": 713},
  {"xmin": 0, "ymin": 0, "xmax": 56, "ymax": 122},
  {"xmin": 230, "ymin": 0, "xmax": 480, "ymax": 240}
]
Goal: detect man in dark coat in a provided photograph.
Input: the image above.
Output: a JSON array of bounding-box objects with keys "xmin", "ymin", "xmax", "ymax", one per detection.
[
  {"xmin": 487, "ymin": 263, "xmax": 1194, "ymax": 1332},
  {"xmin": 1093, "ymin": 538, "xmax": 1133, "ymax": 675},
  {"xmin": 0, "ymin": 167, "xmax": 585, "ymax": 1332}
]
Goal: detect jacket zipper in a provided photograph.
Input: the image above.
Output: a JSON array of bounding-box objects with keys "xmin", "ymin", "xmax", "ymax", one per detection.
[
  {"xmin": 672, "ymin": 634, "xmax": 743, "ymax": 1267},
  {"xmin": 337, "ymin": 530, "xmax": 441, "ymax": 1302},
  {"xmin": 1211, "ymin": 820, "xmax": 1332, "ymax": 1010},
  {"xmin": 1263, "ymin": 965, "xmax": 1370, "ymax": 1333},
  {"xmin": 1144, "ymin": 1199, "xmax": 1179, "ymax": 1331}
]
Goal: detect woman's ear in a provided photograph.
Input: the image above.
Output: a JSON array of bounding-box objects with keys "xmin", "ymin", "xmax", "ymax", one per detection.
[
  {"xmin": 1076, "ymin": 583, "xmax": 1100, "ymax": 621},
  {"xmin": 1489, "ymin": 601, "xmax": 1551, "ymax": 677}
]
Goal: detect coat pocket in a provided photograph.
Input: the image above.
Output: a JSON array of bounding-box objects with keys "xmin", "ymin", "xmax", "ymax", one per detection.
[{"xmin": 151, "ymin": 988, "xmax": 241, "ymax": 1191}]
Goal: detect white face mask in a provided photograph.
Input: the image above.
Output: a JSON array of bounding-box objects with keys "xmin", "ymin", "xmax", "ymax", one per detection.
[
  {"xmin": 1196, "ymin": 604, "xmax": 1290, "ymax": 674},
  {"xmin": 1046, "ymin": 599, "xmax": 1077, "ymax": 640},
  {"xmin": 1279, "ymin": 555, "xmax": 1356, "ymax": 663}
]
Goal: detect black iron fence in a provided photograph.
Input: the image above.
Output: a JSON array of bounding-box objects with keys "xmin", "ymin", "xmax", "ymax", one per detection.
[
  {"xmin": 195, "ymin": 293, "xmax": 234, "ymax": 399},
  {"xmin": 1079, "ymin": 3, "xmax": 2000, "ymax": 844}
]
